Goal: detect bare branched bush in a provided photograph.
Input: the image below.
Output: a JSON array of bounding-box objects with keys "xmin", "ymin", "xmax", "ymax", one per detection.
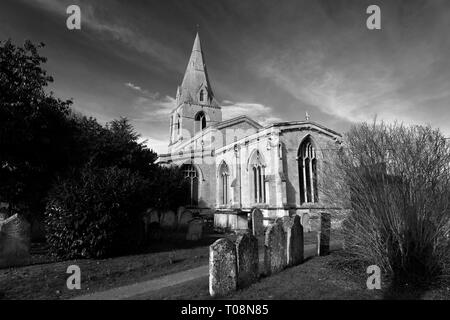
[{"xmin": 322, "ymin": 121, "xmax": 450, "ymax": 286}]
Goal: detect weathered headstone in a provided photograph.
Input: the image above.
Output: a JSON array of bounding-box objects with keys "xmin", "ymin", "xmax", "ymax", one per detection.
[
  {"xmin": 178, "ymin": 210, "xmax": 193, "ymax": 229},
  {"xmin": 275, "ymin": 215, "xmax": 289, "ymax": 225},
  {"xmin": 0, "ymin": 214, "xmax": 31, "ymax": 268},
  {"xmin": 264, "ymin": 221, "xmax": 287, "ymax": 275},
  {"xmin": 251, "ymin": 208, "xmax": 264, "ymax": 237},
  {"xmin": 209, "ymin": 238, "xmax": 237, "ymax": 297},
  {"xmin": 186, "ymin": 218, "xmax": 203, "ymax": 241},
  {"xmin": 235, "ymin": 233, "xmax": 258, "ymax": 288},
  {"xmin": 142, "ymin": 209, "xmax": 152, "ymax": 237},
  {"xmin": 149, "ymin": 209, "xmax": 159, "ymax": 224},
  {"xmin": 282, "ymin": 215, "xmax": 304, "ymax": 266},
  {"xmin": 160, "ymin": 210, "xmax": 176, "ymax": 229},
  {"xmin": 148, "ymin": 222, "xmax": 162, "ymax": 241},
  {"xmin": 177, "ymin": 206, "xmax": 186, "ymax": 218},
  {"xmin": 302, "ymin": 213, "xmax": 312, "ymax": 232},
  {"xmin": 318, "ymin": 212, "xmax": 331, "ymax": 256}
]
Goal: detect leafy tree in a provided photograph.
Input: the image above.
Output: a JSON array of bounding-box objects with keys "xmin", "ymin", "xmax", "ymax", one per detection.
[
  {"xmin": 67, "ymin": 114, "xmax": 158, "ymax": 175},
  {"xmin": 1, "ymin": 39, "xmax": 190, "ymax": 256},
  {"xmin": 0, "ymin": 40, "xmax": 73, "ymax": 216},
  {"xmin": 148, "ymin": 166, "xmax": 190, "ymax": 212},
  {"xmin": 45, "ymin": 165, "xmax": 148, "ymax": 258}
]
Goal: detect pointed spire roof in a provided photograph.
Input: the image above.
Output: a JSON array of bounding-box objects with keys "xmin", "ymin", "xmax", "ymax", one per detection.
[{"xmin": 177, "ymin": 32, "xmax": 218, "ymax": 107}]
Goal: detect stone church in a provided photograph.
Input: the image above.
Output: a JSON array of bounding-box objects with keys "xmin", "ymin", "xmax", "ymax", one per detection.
[{"xmin": 157, "ymin": 33, "xmax": 343, "ymax": 230}]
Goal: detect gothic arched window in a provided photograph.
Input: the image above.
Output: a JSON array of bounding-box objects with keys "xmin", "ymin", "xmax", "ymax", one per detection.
[
  {"xmin": 195, "ymin": 111, "xmax": 207, "ymax": 132},
  {"xmin": 182, "ymin": 164, "xmax": 199, "ymax": 206},
  {"xmin": 199, "ymin": 89, "xmax": 204, "ymax": 102},
  {"xmin": 298, "ymin": 137, "xmax": 318, "ymax": 204},
  {"xmin": 177, "ymin": 114, "xmax": 181, "ymax": 135},
  {"xmin": 249, "ymin": 150, "xmax": 266, "ymax": 203},
  {"xmin": 219, "ymin": 162, "xmax": 229, "ymax": 205}
]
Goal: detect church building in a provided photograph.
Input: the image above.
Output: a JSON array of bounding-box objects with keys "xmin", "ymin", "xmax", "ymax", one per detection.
[{"xmin": 157, "ymin": 33, "xmax": 343, "ymax": 230}]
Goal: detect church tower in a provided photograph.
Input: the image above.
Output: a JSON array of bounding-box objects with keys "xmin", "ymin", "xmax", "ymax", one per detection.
[{"xmin": 168, "ymin": 32, "xmax": 222, "ymax": 149}]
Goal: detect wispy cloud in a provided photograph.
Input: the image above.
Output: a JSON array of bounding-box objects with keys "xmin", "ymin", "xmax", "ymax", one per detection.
[
  {"xmin": 20, "ymin": 0, "xmax": 185, "ymax": 71},
  {"xmin": 133, "ymin": 95, "xmax": 175, "ymax": 120},
  {"xmin": 124, "ymin": 82, "xmax": 175, "ymax": 121},
  {"xmin": 138, "ymin": 136, "xmax": 168, "ymax": 155},
  {"xmin": 221, "ymin": 100, "xmax": 282, "ymax": 126},
  {"xmin": 256, "ymin": 37, "xmax": 450, "ymax": 131},
  {"xmin": 125, "ymin": 82, "xmax": 160, "ymax": 99}
]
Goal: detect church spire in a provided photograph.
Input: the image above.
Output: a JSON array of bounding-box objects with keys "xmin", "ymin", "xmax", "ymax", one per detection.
[{"xmin": 177, "ymin": 32, "xmax": 217, "ymax": 107}]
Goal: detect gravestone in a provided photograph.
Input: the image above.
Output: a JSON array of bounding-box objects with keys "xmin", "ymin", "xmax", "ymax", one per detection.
[
  {"xmin": 178, "ymin": 210, "xmax": 193, "ymax": 229},
  {"xmin": 235, "ymin": 233, "xmax": 258, "ymax": 288},
  {"xmin": 186, "ymin": 219, "xmax": 203, "ymax": 241},
  {"xmin": 0, "ymin": 214, "xmax": 31, "ymax": 268},
  {"xmin": 209, "ymin": 238, "xmax": 237, "ymax": 297},
  {"xmin": 177, "ymin": 206, "xmax": 186, "ymax": 218},
  {"xmin": 275, "ymin": 215, "xmax": 290, "ymax": 225},
  {"xmin": 148, "ymin": 222, "xmax": 162, "ymax": 241},
  {"xmin": 302, "ymin": 213, "xmax": 311, "ymax": 232},
  {"xmin": 142, "ymin": 209, "xmax": 153, "ymax": 237},
  {"xmin": 264, "ymin": 221, "xmax": 287, "ymax": 275},
  {"xmin": 282, "ymin": 215, "xmax": 304, "ymax": 266},
  {"xmin": 149, "ymin": 209, "xmax": 159, "ymax": 224},
  {"xmin": 160, "ymin": 210, "xmax": 176, "ymax": 229},
  {"xmin": 318, "ymin": 212, "xmax": 331, "ymax": 256},
  {"xmin": 251, "ymin": 208, "xmax": 264, "ymax": 237}
]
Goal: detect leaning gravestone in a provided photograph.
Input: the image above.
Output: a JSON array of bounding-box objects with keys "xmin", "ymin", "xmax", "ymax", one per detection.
[
  {"xmin": 282, "ymin": 215, "xmax": 304, "ymax": 266},
  {"xmin": 235, "ymin": 233, "xmax": 258, "ymax": 288},
  {"xmin": 264, "ymin": 221, "xmax": 287, "ymax": 275},
  {"xmin": 178, "ymin": 210, "xmax": 193, "ymax": 229},
  {"xmin": 251, "ymin": 208, "xmax": 264, "ymax": 237},
  {"xmin": 160, "ymin": 210, "xmax": 176, "ymax": 230},
  {"xmin": 209, "ymin": 238, "xmax": 237, "ymax": 297},
  {"xmin": 186, "ymin": 219, "xmax": 203, "ymax": 241},
  {"xmin": 0, "ymin": 214, "xmax": 31, "ymax": 268},
  {"xmin": 318, "ymin": 212, "xmax": 331, "ymax": 256}
]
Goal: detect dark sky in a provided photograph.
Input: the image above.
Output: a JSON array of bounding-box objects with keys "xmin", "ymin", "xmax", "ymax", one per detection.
[{"xmin": 2, "ymin": 0, "xmax": 450, "ymax": 153}]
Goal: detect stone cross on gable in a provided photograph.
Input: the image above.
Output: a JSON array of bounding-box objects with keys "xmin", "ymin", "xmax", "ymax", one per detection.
[{"xmin": 305, "ymin": 111, "xmax": 310, "ymax": 121}]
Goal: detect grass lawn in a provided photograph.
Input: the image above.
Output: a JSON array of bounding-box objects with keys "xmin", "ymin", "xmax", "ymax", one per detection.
[
  {"xmin": 0, "ymin": 229, "xmax": 366, "ymax": 300},
  {"xmin": 131, "ymin": 249, "xmax": 450, "ymax": 300},
  {"xmin": 0, "ymin": 234, "xmax": 222, "ymax": 300}
]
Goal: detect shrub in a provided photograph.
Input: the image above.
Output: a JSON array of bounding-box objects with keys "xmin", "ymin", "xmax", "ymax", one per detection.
[
  {"xmin": 147, "ymin": 166, "xmax": 190, "ymax": 212},
  {"xmin": 45, "ymin": 165, "xmax": 148, "ymax": 259},
  {"xmin": 323, "ymin": 121, "xmax": 450, "ymax": 287}
]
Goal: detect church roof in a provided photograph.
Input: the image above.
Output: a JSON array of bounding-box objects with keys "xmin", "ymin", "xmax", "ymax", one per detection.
[
  {"xmin": 214, "ymin": 115, "xmax": 263, "ymax": 130},
  {"xmin": 177, "ymin": 32, "xmax": 219, "ymax": 107}
]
